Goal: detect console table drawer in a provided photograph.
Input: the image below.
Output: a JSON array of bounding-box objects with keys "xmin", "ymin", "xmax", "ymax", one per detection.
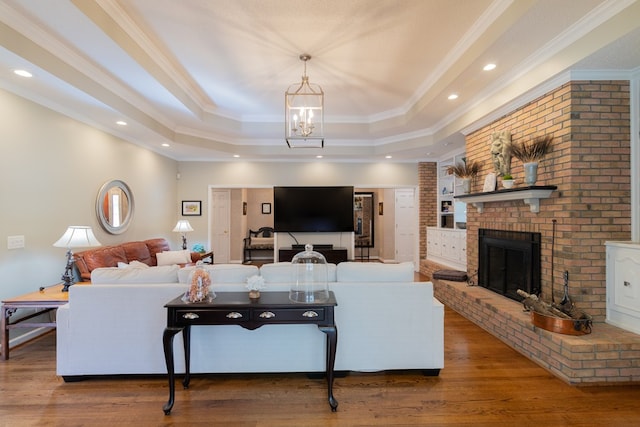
[
  {"xmin": 252, "ymin": 308, "xmax": 326, "ymax": 322},
  {"xmin": 173, "ymin": 309, "xmax": 251, "ymax": 325}
]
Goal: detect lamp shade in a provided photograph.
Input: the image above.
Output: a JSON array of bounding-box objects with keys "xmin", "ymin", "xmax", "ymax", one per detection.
[
  {"xmin": 173, "ymin": 220, "xmax": 194, "ymax": 233},
  {"xmin": 53, "ymin": 226, "xmax": 102, "ymax": 249}
]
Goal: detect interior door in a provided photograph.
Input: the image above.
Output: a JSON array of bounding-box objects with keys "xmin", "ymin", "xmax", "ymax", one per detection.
[
  {"xmin": 395, "ymin": 188, "xmax": 416, "ymax": 264},
  {"xmin": 210, "ymin": 189, "xmax": 231, "ymax": 263}
]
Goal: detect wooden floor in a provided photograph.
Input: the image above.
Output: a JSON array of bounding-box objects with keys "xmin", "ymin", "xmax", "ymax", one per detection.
[{"xmin": 2, "ymin": 307, "xmax": 640, "ymax": 426}]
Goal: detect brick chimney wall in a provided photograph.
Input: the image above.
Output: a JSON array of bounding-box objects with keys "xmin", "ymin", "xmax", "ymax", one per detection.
[
  {"xmin": 419, "ymin": 162, "xmax": 438, "ymax": 260},
  {"xmin": 421, "ymin": 81, "xmax": 631, "ymax": 322}
]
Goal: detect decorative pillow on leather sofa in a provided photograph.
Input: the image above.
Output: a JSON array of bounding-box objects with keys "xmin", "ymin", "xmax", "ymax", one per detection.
[
  {"xmin": 156, "ymin": 250, "xmax": 192, "ymax": 266},
  {"xmin": 118, "ymin": 260, "xmax": 150, "ymax": 269},
  {"xmin": 91, "ymin": 264, "xmax": 180, "ymax": 284}
]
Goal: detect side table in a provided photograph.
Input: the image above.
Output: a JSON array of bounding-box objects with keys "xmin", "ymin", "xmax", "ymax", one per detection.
[
  {"xmin": 163, "ymin": 291, "xmax": 338, "ymax": 414},
  {"xmin": 1, "ymin": 283, "xmax": 83, "ymax": 360}
]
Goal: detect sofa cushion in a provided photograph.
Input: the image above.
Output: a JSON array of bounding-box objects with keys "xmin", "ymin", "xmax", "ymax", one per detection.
[
  {"xmin": 121, "ymin": 241, "xmax": 153, "ymax": 266},
  {"xmin": 91, "ymin": 265, "xmax": 180, "ymax": 284},
  {"xmin": 259, "ymin": 262, "xmax": 337, "ymax": 283},
  {"xmin": 75, "ymin": 245, "xmax": 129, "ymax": 280},
  {"xmin": 178, "ymin": 264, "xmax": 259, "ymax": 284},
  {"xmin": 336, "ymin": 261, "xmax": 415, "ymax": 282},
  {"xmin": 156, "ymin": 250, "xmax": 192, "ymax": 266},
  {"xmin": 144, "ymin": 238, "xmax": 172, "ymax": 265}
]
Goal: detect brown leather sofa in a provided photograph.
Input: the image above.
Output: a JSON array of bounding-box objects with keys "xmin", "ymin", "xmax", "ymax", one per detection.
[{"xmin": 73, "ymin": 238, "xmax": 206, "ymax": 281}]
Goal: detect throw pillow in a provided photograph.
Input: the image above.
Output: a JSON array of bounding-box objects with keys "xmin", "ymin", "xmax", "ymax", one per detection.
[
  {"xmin": 117, "ymin": 260, "xmax": 150, "ymax": 269},
  {"xmin": 157, "ymin": 249, "xmax": 192, "ymax": 266}
]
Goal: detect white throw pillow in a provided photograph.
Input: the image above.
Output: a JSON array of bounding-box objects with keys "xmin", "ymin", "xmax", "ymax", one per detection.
[
  {"xmin": 118, "ymin": 260, "xmax": 150, "ymax": 269},
  {"xmin": 157, "ymin": 250, "xmax": 191, "ymax": 266}
]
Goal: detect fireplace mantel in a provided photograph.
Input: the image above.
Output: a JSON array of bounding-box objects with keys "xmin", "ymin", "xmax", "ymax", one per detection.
[{"xmin": 454, "ymin": 186, "xmax": 557, "ymax": 213}]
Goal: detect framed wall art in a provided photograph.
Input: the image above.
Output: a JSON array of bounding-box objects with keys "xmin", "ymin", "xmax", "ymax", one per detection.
[{"xmin": 182, "ymin": 200, "xmax": 201, "ymax": 216}]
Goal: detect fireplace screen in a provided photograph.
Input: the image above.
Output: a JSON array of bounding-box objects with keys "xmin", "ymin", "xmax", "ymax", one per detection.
[{"xmin": 478, "ymin": 229, "xmax": 541, "ymax": 301}]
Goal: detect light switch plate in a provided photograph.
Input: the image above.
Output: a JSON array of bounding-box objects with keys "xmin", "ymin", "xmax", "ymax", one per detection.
[{"xmin": 7, "ymin": 235, "xmax": 25, "ymax": 249}]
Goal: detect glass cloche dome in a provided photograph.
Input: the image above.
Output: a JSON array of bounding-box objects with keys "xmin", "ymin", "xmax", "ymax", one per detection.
[{"xmin": 289, "ymin": 244, "xmax": 330, "ymax": 303}]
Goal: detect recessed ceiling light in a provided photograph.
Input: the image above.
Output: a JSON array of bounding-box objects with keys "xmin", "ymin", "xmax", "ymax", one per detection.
[
  {"xmin": 14, "ymin": 69, "xmax": 32, "ymax": 78},
  {"xmin": 385, "ymin": 155, "xmax": 392, "ymax": 159},
  {"xmin": 447, "ymin": 94, "xmax": 458, "ymax": 100},
  {"xmin": 483, "ymin": 63, "xmax": 496, "ymax": 71},
  {"xmin": 316, "ymin": 155, "xmax": 323, "ymax": 159},
  {"xmin": 233, "ymin": 154, "xmax": 240, "ymax": 158},
  {"xmin": 161, "ymin": 143, "xmax": 170, "ymax": 147},
  {"xmin": 116, "ymin": 120, "xmax": 127, "ymax": 126}
]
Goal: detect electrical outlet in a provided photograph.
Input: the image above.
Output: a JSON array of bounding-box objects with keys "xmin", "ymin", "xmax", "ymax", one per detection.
[{"xmin": 7, "ymin": 235, "xmax": 25, "ymax": 249}]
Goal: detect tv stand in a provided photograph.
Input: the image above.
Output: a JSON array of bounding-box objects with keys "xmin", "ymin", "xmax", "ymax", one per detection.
[
  {"xmin": 279, "ymin": 247, "xmax": 347, "ymax": 263},
  {"xmin": 292, "ymin": 244, "xmax": 334, "ymax": 251}
]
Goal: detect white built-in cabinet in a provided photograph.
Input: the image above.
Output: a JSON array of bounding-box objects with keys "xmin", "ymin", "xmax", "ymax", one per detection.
[
  {"xmin": 606, "ymin": 241, "xmax": 640, "ymax": 334},
  {"xmin": 427, "ymin": 227, "xmax": 466, "ymax": 271},
  {"xmin": 426, "ymin": 151, "xmax": 467, "ymax": 271},
  {"xmin": 437, "ymin": 152, "xmax": 467, "ymax": 229}
]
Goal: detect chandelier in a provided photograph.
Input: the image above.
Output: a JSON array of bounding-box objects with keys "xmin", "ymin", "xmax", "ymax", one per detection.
[{"xmin": 285, "ymin": 54, "xmax": 324, "ymax": 148}]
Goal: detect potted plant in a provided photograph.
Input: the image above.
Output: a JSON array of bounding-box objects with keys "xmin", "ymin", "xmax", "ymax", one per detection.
[
  {"xmin": 509, "ymin": 136, "xmax": 553, "ymax": 185},
  {"xmin": 446, "ymin": 160, "xmax": 480, "ymax": 194},
  {"xmin": 501, "ymin": 173, "xmax": 515, "ymax": 189}
]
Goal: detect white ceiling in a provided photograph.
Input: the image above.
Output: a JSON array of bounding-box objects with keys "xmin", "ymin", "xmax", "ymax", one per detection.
[{"xmin": 1, "ymin": 0, "xmax": 639, "ymax": 162}]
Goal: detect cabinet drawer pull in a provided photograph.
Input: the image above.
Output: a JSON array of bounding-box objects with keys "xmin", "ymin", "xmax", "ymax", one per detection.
[
  {"xmin": 302, "ymin": 311, "xmax": 319, "ymax": 318},
  {"xmin": 259, "ymin": 311, "xmax": 276, "ymax": 319},
  {"xmin": 226, "ymin": 312, "xmax": 243, "ymax": 319},
  {"xmin": 182, "ymin": 312, "xmax": 199, "ymax": 320}
]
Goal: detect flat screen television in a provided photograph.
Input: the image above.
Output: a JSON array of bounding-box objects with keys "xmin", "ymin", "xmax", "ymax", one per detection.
[{"xmin": 274, "ymin": 186, "xmax": 354, "ymax": 233}]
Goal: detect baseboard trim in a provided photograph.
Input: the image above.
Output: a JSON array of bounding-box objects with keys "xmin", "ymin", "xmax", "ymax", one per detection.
[{"xmin": 2, "ymin": 326, "xmax": 50, "ymax": 354}]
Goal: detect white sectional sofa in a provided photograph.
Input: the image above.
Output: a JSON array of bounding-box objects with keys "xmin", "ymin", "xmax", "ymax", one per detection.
[{"xmin": 56, "ymin": 262, "xmax": 444, "ymax": 380}]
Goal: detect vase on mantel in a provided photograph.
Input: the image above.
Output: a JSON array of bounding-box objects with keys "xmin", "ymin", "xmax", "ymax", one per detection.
[
  {"xmin": 523, "ymin": 162, "xmax": 538, "ymax": 186},
  {"xmin": 461, "ymin": 178, "xmax": 471, "ymax": 194}
]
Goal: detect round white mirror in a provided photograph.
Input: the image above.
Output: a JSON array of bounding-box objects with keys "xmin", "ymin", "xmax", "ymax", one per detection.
[{"xmin": 96, "ymin": 180, "xmax": 134, "ymax": 235}]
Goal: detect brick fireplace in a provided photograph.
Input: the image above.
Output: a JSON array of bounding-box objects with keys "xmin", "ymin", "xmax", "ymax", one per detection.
[
  {"xmin": 420, "ymin": 80, "xmax": 638, "ymax": 384},
  {"xmin": 478, "ymin": 228, "xmax": 541, "ymax": 301},
  {"xmin": 422, "ymin": 80, "xmax": 631, "ymax": 320}
]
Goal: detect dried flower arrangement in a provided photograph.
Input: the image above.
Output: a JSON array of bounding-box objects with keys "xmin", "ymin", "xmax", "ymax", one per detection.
[
  {"xmin": 509, "ymin": 136, "xmax": 553, "ymax": 163},
  {"xmin": 446, "ymin": 160, "xmax": 480, "ymax": 178},
  {"xmin": 185, "ymin": 266, "xmax": 213, "ymax": 303}
]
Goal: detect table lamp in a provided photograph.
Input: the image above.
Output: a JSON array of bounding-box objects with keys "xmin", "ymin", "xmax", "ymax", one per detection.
[
  {"xmin": 173, "ymin": 220, "xmax": 193, "ymax": 250},
  {"xmin": 53, "ymin": 226, "xmax": 102, "ymax": 291}
]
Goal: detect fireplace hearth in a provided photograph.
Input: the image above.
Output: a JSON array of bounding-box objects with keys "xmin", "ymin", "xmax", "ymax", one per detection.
[{"xmin": 478, "ymin": 229, "xmax": 541, "ymax": 301}]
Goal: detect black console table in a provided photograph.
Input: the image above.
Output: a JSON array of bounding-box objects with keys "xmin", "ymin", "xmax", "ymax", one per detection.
[
  {"xmin": 162, "ymin": 291, "xmax": 338, "ymax": 414},
  {"xmin": 279, "ymin": 247, "xmax": 348, "ymax": 263}
]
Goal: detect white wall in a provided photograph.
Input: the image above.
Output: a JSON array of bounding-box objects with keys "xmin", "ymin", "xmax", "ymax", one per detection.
[
  {"xmin": 0, "ymin": 89, "xmax": 178, "ymax": 301},
  {"xmin": 176, "ymin": 161, "xmax": 419, "ymax": 247}
]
